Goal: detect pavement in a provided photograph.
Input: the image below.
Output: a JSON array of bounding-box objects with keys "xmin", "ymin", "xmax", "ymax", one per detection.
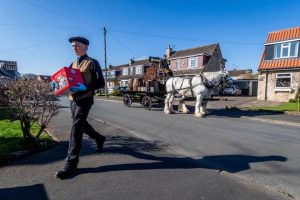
[{"xmin": 0, "ymin": 96, "xmax": 299, "ymax": 199}]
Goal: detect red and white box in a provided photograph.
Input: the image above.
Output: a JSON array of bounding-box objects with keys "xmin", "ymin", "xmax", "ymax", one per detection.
[{"xmin": 51, "ymin": 67, "xmax": 83, "ymax": 96}]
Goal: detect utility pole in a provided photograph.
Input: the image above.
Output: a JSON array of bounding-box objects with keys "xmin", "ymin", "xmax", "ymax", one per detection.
[{"xmin": 104, "ymin": 27, "xmax": 108, "ymax": 97}]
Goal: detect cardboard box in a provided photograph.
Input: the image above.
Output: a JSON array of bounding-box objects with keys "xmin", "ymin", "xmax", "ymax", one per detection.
[{"xmin": 51, "ymin": 67, "xmax": 83, "ymax": 96}]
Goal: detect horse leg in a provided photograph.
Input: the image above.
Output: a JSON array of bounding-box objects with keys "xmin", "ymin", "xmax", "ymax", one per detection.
[
  {"xmin": 178, "ymin": 99, "xmax": 183, "ymax": 112},
  {"xmin": 169, "ymin": 94, "xmax": 175, "ymax": 114},
  {"xmin": 164, "ymin": 93, "xmax": 171, "ymax": 114},
  {"xmin": 200, "ymin": 100, "xmax": 208, "ymax": 115},
  {"xmin": 181, "ymin": 99, "xmax": 190, "ymax": 113},
  {"xmin": 195, "ymin": 94, "xmax": 204, "ymax": 118},
  {"xmin": 202, "ymin": 100, "xmax": 209, "ymax": 115}
]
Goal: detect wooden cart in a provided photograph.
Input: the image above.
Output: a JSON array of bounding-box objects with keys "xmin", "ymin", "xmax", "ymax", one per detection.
[
  {"xmin": 121, "ymin": 56, "xmax": 172, "ymax": 110},
  {"xmin": 122, "ymin": 90, "xmax": 165, "ymax": 110}
]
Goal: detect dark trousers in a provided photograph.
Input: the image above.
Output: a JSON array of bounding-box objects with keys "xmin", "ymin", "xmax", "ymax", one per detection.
[{"xmin": 65, "ymin": 97, "xmax": 105, "ymax": 167}]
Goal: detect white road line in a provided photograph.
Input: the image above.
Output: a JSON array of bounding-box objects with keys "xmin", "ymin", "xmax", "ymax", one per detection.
[{"xmin": 96, "ymin": 98, "xmax": 122, "ymax": 103}]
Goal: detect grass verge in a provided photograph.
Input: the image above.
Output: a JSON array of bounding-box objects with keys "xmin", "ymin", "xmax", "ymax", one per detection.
[
  {"xmin": 242, "ymin": 102, "xmax": 298, "ymax": 112},
  {"xmin": 0, "ymin": 106, "xmax": 57, "ymax": 166}
]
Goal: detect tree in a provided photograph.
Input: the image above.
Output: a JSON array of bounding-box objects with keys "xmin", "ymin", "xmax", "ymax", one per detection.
[
  {"xmin": 0, "ymin": 81, "xmax": 12, "ymax": 105},
  {"xmin": 5, "ymin": 79, "xmax": 60, "ymax": 143}
]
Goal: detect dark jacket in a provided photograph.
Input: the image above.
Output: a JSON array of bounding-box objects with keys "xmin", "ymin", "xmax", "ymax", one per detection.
[{"xmin": 69, "ymin": 55, "xmax": 105, "ymax": 101}]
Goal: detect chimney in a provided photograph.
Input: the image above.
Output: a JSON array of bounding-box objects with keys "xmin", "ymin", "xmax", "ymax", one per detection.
[
  {"xmin": 165, "ymin": 45, "xmax": 172, "ymax": 58},
  {"xmin": 129, "ymin": 58, "xmax": 134, "ymax": 66}
]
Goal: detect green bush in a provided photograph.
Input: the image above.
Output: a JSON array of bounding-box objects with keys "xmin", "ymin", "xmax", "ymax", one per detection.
[{"xmin": 289, "ymin": 99, "xmax": 297, "ymax": 103}]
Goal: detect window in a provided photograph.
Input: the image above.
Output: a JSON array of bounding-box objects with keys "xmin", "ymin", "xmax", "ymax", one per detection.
[
  {"xmin": 176, "ymin": 59, "xmax": 180, "ymax": 69},
  {"xmin": 136, "ymin": 66, "xmax": 142, "ymax": 74},
  {"xmin": 130, "ymin": 67, "xmax": 134, "ymax": 75},
  {"xmin": 123, "ymin": 68, "xmax": 128, "ymax": 75},
  {"xmin": 274, "ymin": 41, "xmax": 299, "ymax": 59},
  {"xmin": 107, "ymin": 71, "xmax": 115, "ymax": 78},
  {"xmin": 120, "ymin": 80, "xmax": 128, "ymax": 87},
  {"xmin": 275, "ymin": 73, "xmax": 291, "ymax": 88},
  {"xmin": 188, "ymin": 57, "xmax": 197, "ymax": 68}
]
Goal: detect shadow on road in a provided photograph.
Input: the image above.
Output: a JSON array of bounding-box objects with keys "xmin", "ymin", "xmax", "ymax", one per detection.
[
  {"xmin": 0, "ymin": 184, "xmax": 49, "ymax": 200},
  {"xmin": 125, "ymin": 104, "xmax": 285, "ymax": 119},
  {"xmin": 208, "ymin": 108, "xmax": 284, "ymax": 118},
  {"xmin": 63, "ymin": 135, "xmax": 287, "ymax": 179},
  {"xmin": 4, "ymin": 134, "xmax": 287, "ymax": 179},
  {"xmin": 168, "ymin": 105, "xmax": 284, "ymax": 118}
]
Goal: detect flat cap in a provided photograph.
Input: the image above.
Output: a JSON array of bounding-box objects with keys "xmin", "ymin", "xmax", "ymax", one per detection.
[{"xmin": 68, "ymin": 36, "xmax": 89, "ymax": 45}]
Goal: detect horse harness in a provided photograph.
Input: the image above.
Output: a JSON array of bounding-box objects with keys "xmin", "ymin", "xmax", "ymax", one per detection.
[{"xmin": 170, "ymin": 74, "xmax": 215, "ymax": 96}]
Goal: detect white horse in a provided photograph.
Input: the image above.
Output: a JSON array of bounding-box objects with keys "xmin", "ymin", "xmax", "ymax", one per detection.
[{"xmin": 164, "ymin": 70, "xmax": 230, "ymax": 118}]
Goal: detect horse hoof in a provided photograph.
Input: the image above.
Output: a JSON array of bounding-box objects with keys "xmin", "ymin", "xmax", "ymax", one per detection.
[
  {"xmin": 164, "ymin": 110, "xmax": 171, "ymax": 114},
  {"xmin": 195, "ymin": 113, "xmax": 203, "ymax": 118}
]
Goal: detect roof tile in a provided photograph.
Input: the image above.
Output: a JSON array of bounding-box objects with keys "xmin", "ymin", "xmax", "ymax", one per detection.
[
  {"xmin": 266, "ymin": 27, "xmax": 300, "ymax": 43},
  {"xmin": 259, "ymin": 27, "xmax": 300, "ymax": 70}
]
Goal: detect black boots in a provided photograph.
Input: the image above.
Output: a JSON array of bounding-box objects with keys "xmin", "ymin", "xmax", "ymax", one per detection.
[
  {"xmin": 55, "ymin": 165, "xmax": 77, "ymax": 179},
  {"xmin": 96, "ymin": 136, "xmax": 106, "ymax": 152}
]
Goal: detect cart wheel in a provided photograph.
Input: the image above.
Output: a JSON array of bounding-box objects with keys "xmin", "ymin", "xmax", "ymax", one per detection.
[
  {"xmin": 123, "ymin": 94, "xmax": 132, "ymax": 107},
  {"xmin": 142, "ymin": 96, "xmax": 152, "ymax": 110}
]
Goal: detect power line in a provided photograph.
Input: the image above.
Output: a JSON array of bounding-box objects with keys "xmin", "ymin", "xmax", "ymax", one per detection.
[
  {"xmin": 107, "ymin": 30, "xmax": 138, "ymax": 57},
  {"xmin": 0, "ymin": 30, "xmax": 99, "ymax": 53},
  {"xmin": 0, "ymin": 39, "xmax": 66, "ymax": 53},
  {"xmin": 0, "ymin": 23, "xmax": 97, "ymax": 30},
  {"xmin": 21, "ymin": 0, "xmax": 95, "ymax": 28},
  {"xmin": 109, "ymin": 28, "xmax": 263, "ymax": 46}
]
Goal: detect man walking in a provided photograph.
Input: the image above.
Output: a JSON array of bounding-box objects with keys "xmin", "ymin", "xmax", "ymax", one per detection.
[{"xmin": 53, "ymin": 36, "xmax": 106, "ymax": 179}]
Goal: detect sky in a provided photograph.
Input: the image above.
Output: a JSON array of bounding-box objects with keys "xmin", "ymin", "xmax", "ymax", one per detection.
[{"xmin": 0, "ymin": 0, "xmax": 299, "ymax": 75}]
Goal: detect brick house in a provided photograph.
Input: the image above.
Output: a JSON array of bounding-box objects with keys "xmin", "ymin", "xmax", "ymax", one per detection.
[
  {"xmin": 104, "ymin": 58, "xmax": 152, "ymax": 91},
  {"xmin": 167, "ymin": 43, "xmax": 226, "ymax": 76},
  {"xmin": 257, "ymin": 27, "xmax": 300, "ymax": 102}
]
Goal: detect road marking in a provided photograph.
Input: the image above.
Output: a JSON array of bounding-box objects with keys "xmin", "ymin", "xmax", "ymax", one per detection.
[{"xmin": 96, "ymin": 98, "xmax": 122, "ymax": 103}]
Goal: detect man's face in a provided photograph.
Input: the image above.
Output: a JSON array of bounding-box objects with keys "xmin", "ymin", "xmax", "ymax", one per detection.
[{"xmin": 72, "ymin": 41, "xmax": 88, "ymax": 57}]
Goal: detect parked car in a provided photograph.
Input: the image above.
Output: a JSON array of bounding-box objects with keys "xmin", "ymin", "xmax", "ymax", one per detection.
[
  {"xmin": 109, "ymin": 86, "xmax": 128, "ymax": 94},
  {"xmin": 223, "ymin": 85, "xmax": 242, "ymax": 96}
]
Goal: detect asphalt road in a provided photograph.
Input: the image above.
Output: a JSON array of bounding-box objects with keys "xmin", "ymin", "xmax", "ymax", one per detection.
[
  {"xmin": 0, "ymin": 106, "xmax": 288, "ymax": 200},
  {"xmin": 1, "ymin": 95, "xmax": 298, "ymax": 200},
  {"xmin": 63, "ymin": 96, "xmax": 300, "ymax": 198}
]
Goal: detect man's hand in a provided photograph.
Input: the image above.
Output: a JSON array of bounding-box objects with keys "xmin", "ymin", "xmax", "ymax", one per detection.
[
  {"xmin": 69, "ymin": 83, "xmax": 87, "ymax": 92},
  {"xmin": 50, "ymin": 81, "xmax": 56, "ymax": 90}
]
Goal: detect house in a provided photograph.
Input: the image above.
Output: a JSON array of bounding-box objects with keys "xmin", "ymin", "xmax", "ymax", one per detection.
[
  {"xmin": 0, "ymin": 60, "xmax": 18, "ymax": 81},
  {"xmin": 104, "ymin": 58, "xmax": 152, "ymax": 91},
  {"xmin": 257, "ymin": 27, "xmax": 300, "ymax": 102},
  {"xmin": 167, "ymin": 43, "xmax": 226, "ymax": 76},
  {"xmin": 228, "ymin": 68, "xmax": 258, "ymax": 96},
  {"xmin": 104, "ymin": 43, "xmax": 226, "ymax": 93},
  {"xmin": 103, "ymin": 64, "xmax": 124, "ymax": 90}
]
